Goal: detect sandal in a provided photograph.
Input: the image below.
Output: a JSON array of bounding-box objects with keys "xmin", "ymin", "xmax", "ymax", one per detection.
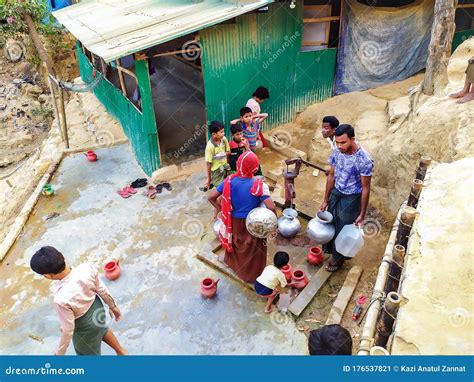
[
  {"xmin": 325, "ymin": 260, "xmax": 344, "ymax": 272},
  {"xmin": 117, "ymin": 188, "xmax": 131, "ymax": 198},
  {"xmin": 130, "ymin": 178, "xmax": 147, "ymax": 188},
  {"xmin": 161, "ymin": 182, "xmax": 172, "ymax": 191},
  {"xmin": 143, "ymin": 186, "xmax": 157, "ymax": 199},
  {"xmin": 124, "ymin": 185, "xmax": 137, "ymax": 194}
]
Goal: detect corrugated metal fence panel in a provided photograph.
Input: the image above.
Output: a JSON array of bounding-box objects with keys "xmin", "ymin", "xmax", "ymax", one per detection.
[
  {"xmin": 135, "ymin": 59, "xmax": 161, "ymax": 172},
  {"xmin": 200, "ymin": 0, "xmax": 337, "ymax": 134},
  {"xmin": 76, "ymin": 44, "xmax": 160, "ymax": 175}
]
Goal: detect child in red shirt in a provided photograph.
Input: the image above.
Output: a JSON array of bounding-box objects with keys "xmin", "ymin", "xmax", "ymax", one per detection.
[{"xmin": 229, "ymin": 124, "xmax": 250, "ymax": 173}]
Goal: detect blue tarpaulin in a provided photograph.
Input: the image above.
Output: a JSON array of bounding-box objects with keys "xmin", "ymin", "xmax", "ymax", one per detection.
[
  {"xmin": 42, "ymin": 0, "xmax": 71, "ymax": 25},
  {"xmin": 335, "ymin": 0, "xmax": 434, "ymax": 94}
]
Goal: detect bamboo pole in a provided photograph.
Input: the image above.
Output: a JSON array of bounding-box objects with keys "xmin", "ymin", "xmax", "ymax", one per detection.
[
  {"xmin": 151, "ymin": 48, "xmax": 201, "ymax": 59},
  {"xmin": 303, "ymin": 16, "xmax": 340, "ymax": 23},
  {"xmin": 57, "ymin": 87, "xmax": 69, "ymax": 149},
  {"xmin": 115, "ymin": 64, "xmax": 138, "ymax": 82},
  {"xmin": 20, "ymin": 7, "xmax": 69, "ymax": 148},
  {"xmin": 395, "ymin": 206, "xmax": 417, "ymax": 249},
  {"xmin": 407, "ymin": 179, "xmax": 424, "ymax": 208},
  {"xmin": 44, "ymin": 64, "xmax": 62, "ymax": 140},
  {"xmin": 358, "ymin": 202, "xmax": 405, "ymax": 355},
  {"xmin": 116, "ymin": 59, "xmax": 127, "ymax": 97},
  {"xmin": 376, "ymin": 292, "xmax": 401, "ymax": 348},
  {"xmin": 385, "ymin": 244, "xmax": 406, "ymax": 294},
  {"xmin": 415, "ymin": 156, "xmax": 432, "ymax": 181}
]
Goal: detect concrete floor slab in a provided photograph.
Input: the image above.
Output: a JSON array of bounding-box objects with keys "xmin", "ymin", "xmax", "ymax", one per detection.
[{"xmin": 0, "ymin": 144, "xmax": 308, "ymax": 355}]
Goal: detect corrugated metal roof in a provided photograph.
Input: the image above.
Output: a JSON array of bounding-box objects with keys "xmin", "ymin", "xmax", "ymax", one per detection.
[{"xmin": 53, "ymin": 0, "xmax": 273, "ymax": 63}]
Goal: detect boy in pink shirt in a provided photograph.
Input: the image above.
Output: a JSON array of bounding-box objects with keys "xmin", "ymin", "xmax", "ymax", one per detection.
[{"xmin": 30, "ymin": 246, "xmax": 127, "ymax": 355}]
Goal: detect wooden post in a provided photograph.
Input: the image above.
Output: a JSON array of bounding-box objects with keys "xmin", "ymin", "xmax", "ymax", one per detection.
[
  {"xmin": 415, "ymin": 156, "xmax": 432, "ymax": 181},
  {"xmin": 407, "ymin": 179, "xmax": 424, "ymax": 208},
  {"xmin": 395, "ymin": 206, "xmax": 416, "ymax": 249},
  {"xmin": 100, "ymin": 58, "xmax": 107, "ymax": 77},
  {"xmin": 117, "ymin": 59, "xmax": 127, "ymax": 97},
  {"xmin": 385, "ymin": 244, "xmax": 406, "ymax": 294},
  {"xmin": 57, "ymin": 87, "xmax": 69, "ymax": 149},
  {"xmin": 20, "ymin": 6, "xmax": 69, "ymax": 148},
  {"xmin": 44, "ymin": 64, "xmax": 62, "ymax": 139},
  {"xmin": 376, "ymin": 292, "xmax": 401, "ymax": 347},
  {"xmin": 422, "ymin": 0, "xmax": 458, "ymax": 95}
]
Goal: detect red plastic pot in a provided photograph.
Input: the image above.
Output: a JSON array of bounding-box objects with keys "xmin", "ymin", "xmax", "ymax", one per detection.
[
  {"xmin": 201, "ymin": 277, "xmax": 220, "ymax": 298},
  {"xmin": 291, "ymin": 269, "xmax": 308, "ymax": 290},
  {"xmin": 307, "ymin": 246, "xmax": 324, "ymax": 265},
  {"xmin": 104, "ymin": 259, "xmax": 121, "ymax": 281},
  {"xmin": 85, "ymin": 150, "xmax": 98, "ymax": 162},
  {"xmin": 281, "ymin": 264, "xmax": 292, "ymax": 282}
]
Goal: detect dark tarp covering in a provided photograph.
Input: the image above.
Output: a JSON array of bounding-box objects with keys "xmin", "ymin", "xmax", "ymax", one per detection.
[{"xmin": 335, "ymin": 0, "xmax": 434, "ymax": 94}]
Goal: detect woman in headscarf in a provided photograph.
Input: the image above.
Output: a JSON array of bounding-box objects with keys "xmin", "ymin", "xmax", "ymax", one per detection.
[{"xmin": 208, "ymin": 151, "xmax": 276, "ymax": 283}]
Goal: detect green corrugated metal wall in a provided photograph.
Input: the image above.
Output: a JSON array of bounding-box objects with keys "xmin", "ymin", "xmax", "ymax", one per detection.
[
  {"xmin": 452, "ymin": 29, "xmax": 474, "ymax": 52},
  {"xmin": 200, "ymin": 0, "xmax": 337, "ymax": 135},
  {"xmin": 76, "ymin": 45, "xmax": 160, "ymax": 175}
]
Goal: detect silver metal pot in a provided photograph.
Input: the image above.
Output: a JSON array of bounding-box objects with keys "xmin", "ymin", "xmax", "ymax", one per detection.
[
  {"xmin": 307, "ymin": 211, "xmax": 336, "ymax": 244},
  {"xmin": 278, "ymin": 208, "xmax": 301, "ymax": 238},
  {"xmin": 245, "ymin": 207, "xmax": 278, "ymax": 239}
]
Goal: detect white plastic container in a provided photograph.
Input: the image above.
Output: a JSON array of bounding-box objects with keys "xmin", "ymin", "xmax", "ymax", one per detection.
[{"xmin": 335, "ymin": 224, "xmax": 364, "ymax": 258}]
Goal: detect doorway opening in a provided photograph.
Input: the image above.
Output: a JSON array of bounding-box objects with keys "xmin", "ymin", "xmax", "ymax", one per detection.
[{"xmin": 149, "ymin": 35, "xmax": 207, "ymax": 166}]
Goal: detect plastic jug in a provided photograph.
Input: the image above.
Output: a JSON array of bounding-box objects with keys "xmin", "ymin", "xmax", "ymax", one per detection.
[{"xmin": 335, "ymin": 224, "xmax": 364, "ymax": 258}]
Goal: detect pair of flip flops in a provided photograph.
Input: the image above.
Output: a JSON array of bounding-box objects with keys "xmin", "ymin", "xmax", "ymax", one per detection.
[
  {"xmin": 155, "ymin": 182, "xmax": 172, "ymax": 193},
  {"xmin": 130, "ymin": 178, "xmax": 147, "ymax": 188},
  {"xmin": 117, "ymin": 185, "xmax": 137, "ymax": 198},
  {"xmin": 142, "ymin": 186, "xmax": 157, "ymax": 199},
  {"xmin": 142, "ymin": 182, "xmax": 172, "ymax": 199}
]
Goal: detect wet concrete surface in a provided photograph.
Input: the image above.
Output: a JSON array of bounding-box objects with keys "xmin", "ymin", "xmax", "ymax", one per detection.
[{"xmin": 0, "ymin": 144, "xmax": 308, "ymax": 355}]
